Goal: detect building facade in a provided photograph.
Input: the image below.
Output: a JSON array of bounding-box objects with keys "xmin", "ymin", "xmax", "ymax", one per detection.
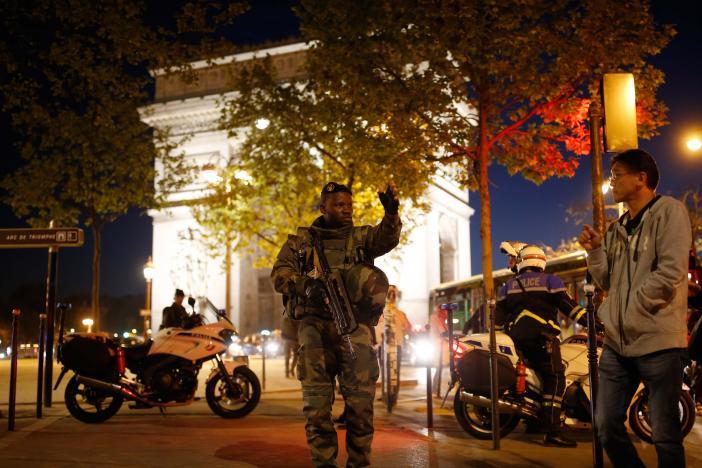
[{"xmin": 141, "ymin": 42, "xmax": 473, "ymax": 334}]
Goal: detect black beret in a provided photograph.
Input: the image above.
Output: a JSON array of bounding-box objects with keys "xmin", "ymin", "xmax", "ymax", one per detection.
[
  {"xmin": 174, "ymin": 289, "xmax": 185, "ymax": 297},
  {"xmin": 321, "ymin": 182, "xmax": 352, "ymax": 196}
]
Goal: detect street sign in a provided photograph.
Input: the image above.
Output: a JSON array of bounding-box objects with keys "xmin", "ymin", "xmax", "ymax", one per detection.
[{"xmin": 0, "ymin": 228, "xmax": 84, "ymax": 249}]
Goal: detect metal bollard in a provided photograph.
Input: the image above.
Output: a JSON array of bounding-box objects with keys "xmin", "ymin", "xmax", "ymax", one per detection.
[
  {"xmin": 585, "ymin": 280, "xmax": 603, "ymax": 468},
  {"xmin": 487, "ymin": 299, "xmax": 500, "ymax": 450},
  {"xmin": 8, "ymin": 308, "xmax": 21, "ymax": 431},
  {"xmin": 261, "ymin": 335, "xmax": 267, "ymax": 392},
  {"xmin": 426, "ymin": 365, "xmax": 433, "ymax": 429},
  {"xmin": 37, "ymin": 313, "xmax": 47, "ymax": 418}
]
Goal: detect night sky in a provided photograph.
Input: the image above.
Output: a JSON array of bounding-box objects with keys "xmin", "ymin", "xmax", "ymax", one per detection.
[{"xmin": 1, "ymin": 0, "xmax": 700, "ymax": 306}]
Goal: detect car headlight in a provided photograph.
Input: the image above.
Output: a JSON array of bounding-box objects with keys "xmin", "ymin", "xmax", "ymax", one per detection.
[
  {"xmin": 228, "ymin": 342, "xmax": 244, "ymax": 356},
  {"xmin": 265, "ymin": 341, "xmax": 280, "ymax": 354}
]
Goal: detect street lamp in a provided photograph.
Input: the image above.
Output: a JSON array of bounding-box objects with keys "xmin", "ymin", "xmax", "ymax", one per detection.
[
  {"xmin": 82, "ymin": 318, "xmax": 94, "ymax": 333},
  {"xmin": 143, "ymin": 256, "xmax": 154, "ymax": 339},
  {"xmin": 686, "ymin": 137, "xmax": 702, "ymax": 152}
]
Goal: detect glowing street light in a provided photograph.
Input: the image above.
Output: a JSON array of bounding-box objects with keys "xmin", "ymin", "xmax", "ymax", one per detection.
[
  {"xmin": 687, "ymin": 137, "xmax": 702, "ymax": 152},
  {"xmin": 601, "ymin": 179, "xmax": 611, "ymax": 195},
  {"xmin": 143, "ymin": 256, "xmax": 154, "ymax": 339},
  {"xmin": 255, "ymin": 118, "xmax": 270, "ymax": 130},
  {"xmin": 82, "ymin": 318, "xmax": 94, "ymax": 333}
]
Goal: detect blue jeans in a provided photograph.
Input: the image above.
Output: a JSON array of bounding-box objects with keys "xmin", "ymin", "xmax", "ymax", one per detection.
[{"xmin": 596, "ymin": 345, "xmax": 686, "ymax": 467}]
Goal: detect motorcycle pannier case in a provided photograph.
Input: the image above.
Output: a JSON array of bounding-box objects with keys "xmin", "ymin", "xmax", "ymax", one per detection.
[
  {"xmin": 59, "ymin": 334, "xmax": 115, "ymax": 377},
  {"xmin": 457, "ymin": 349, "xmax": 516, "ymax": 397}
]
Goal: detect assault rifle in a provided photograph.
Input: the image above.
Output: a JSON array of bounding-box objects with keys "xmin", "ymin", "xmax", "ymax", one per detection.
[{"xmin": 308, "ymin": 231, "xmax": 358, "ymax": 359}]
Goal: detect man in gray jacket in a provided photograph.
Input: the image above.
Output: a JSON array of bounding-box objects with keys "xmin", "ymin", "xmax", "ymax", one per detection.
[{"xmin": 579, "ymin": 149, "xmax": 691, "ymax": 467}]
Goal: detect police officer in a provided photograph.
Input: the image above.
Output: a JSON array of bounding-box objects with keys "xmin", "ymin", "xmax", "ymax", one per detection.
[
  {"xmin": 271, "ymin": 181, "xmax": 401, "ymax": 467},
  {"xmin": 495, "ymin": 245, "xmax": 588, "ymax": 447},
  {"xmin": 160, "ymin": 289, "xmax": 188, "ymax": 329}
]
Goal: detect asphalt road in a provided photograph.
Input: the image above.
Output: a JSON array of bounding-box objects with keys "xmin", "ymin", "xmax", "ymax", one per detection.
[{"xmin": 1, "ymin": 358, "xmax": 701, "ymax": 467}]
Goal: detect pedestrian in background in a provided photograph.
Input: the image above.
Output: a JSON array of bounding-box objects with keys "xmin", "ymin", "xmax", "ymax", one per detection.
[{"xmin": 580, "ymin": 149, "xmax": 691, "ymax": 467}]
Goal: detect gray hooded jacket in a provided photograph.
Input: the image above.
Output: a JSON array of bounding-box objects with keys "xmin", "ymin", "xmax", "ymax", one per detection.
[{"xmin": 586, "ymin": 195, "xmax": 691, "ymax": 357}]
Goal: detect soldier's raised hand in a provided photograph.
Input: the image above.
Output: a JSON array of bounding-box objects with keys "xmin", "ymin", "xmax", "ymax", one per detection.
[
  {"xmin": 579, "ymin": 224, "xmax": 602, "ymax": 251},
  {"xmin": 378, "ymin": 181, "xmax": 399, "ymax": 215}
]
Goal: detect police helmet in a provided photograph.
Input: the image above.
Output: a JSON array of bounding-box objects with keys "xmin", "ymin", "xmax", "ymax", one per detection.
[{"xmin": 517, "ymin": 245, "xmax": 547, "ymax": 272}]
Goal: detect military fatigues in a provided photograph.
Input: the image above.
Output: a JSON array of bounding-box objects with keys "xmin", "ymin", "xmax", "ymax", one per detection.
[
  {"xmin": 495, "ymin": 270, "xmax": 587, "ymax": 434},
  {"xmin": 271, "ymin": 214, "xmax": 401, "ymax": 467}
]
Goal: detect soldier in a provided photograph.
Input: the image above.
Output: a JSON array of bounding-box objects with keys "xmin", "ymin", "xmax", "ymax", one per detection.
[{"xmin": 271, "ymin": 181, "xmax": 401, "ymax": 467}]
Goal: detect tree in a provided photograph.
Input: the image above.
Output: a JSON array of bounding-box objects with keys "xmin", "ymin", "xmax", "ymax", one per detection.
[
  {"xmin": 0, "ymin": 0, "xmax": 244, "ymax": 328},
  {"xmin": 210, "ymin": 56, "xmax": 432, "ymax": 270},
  {"xmin": 298, "ymin": 0, "xmax": 672, "ymax": 300},
  {"xmin": 682, "ymin": 190, "xmax": 702, "ymax": 261}
]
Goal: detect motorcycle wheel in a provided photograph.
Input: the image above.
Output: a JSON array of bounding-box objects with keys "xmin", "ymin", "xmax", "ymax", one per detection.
[
  {"xmin": 206, "ymin": 366, "xmax": 261, "ymax": 419},
  {"xmin": 453, "ymin": 389, "xmax": 520, "ymax": 439},
  {"xmin": 628, "ymin": 388, "xmax": 695, "ymax": 444},
  {"xmin": 64, "ymin": 375, "xmax": 123, "ymax": 423}
]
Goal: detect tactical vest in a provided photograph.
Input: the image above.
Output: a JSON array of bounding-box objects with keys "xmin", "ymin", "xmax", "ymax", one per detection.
[{"xmin": 285, "ymin": 225, "xmax": 372, "ymax": 320}]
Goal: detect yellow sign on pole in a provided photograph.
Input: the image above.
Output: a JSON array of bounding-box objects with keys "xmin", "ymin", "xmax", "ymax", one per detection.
[{"xmin": 603, "ymin": 73, "xmax": 638, "ymax": 152}]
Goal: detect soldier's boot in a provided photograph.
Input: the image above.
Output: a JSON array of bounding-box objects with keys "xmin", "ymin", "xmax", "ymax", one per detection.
[
  {"xmin": 303, "ymin": 384, "xmax": 338, "ymax": 467},
  {"xmin": 343, "ymin": 390, "xmax": 375, "ymax": 468}
]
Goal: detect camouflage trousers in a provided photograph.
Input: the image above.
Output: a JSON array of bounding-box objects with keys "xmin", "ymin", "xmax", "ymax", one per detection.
[{"xmin": 297, "ymin": 316, "xmax": 379, "ymax": 467}]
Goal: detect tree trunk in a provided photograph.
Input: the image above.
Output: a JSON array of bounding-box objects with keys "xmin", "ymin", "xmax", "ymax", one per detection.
[
  {"xmin": 225, "ymin": 233, "xmax": 232, "ymax": 320},
  {"xmin": 91, "ymin": 225, "xmax": 102, "ymax": 331},
  {"xmin": 477, "ymin": 110, "xmax": 494, "ymax": 301}
]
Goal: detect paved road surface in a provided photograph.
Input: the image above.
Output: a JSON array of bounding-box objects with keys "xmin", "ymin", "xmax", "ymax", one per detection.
[{"xmin": 1, "ymin": 358, "xmax": 700, "ymax": 467}]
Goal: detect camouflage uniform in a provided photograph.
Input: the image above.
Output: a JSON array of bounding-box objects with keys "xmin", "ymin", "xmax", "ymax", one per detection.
[{"xmin": 271, "ymin": 214, "xmax": 401, "ymax": 467}]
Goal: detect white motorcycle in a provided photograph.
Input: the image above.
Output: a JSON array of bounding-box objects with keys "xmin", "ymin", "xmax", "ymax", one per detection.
[
  {"xmin": 56, "ymin": 298, "xmax": 260, "ymax": 423},
  {"xmin": 451, "ymin": 332, "xmax": 695, "ymax": 443}
]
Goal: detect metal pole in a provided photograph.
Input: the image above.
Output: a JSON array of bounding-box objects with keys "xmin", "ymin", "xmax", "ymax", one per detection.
[
  {"xmin": 44, "ymin": 244, "xmax": 58, "ymax": 407},
  {"xmin": 261, "ymin": 335, "xmax": 267, "ymax": 392},
  {"xmin": 585, "ymin": 280, "xmax": 603, "ymax": 468},
  {"xmin": 8, "ymin": 309, "xmax": 21, "ymax": 431},
  {"xmin": 426, "ymin": 365, "xmax": 433, "ymax": 429},
  {"xmin": 435, "ymin": 339, "xmax": 443, "ymax": 398},
  {"xmin": 36, "ymin": 313, "xmax": 47, "ymax": 418},
  {"xmin": 144, "ymin": 279, "xmax": 152, "ymax": 339},
  {"xmin": 487, "ymin": 299, "xmax": 501, "ymax": 450},
  {"xmin": 589, "ymin": 99, "xmax": 606, "ymax": 237}
]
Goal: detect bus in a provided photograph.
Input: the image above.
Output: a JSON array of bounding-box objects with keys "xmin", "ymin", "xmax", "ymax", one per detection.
[{"xmin": 430, "ymin": 250, "xmax": 589, "ymax": 335}]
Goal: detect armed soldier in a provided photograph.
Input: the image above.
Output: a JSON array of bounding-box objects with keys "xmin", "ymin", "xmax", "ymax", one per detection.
[{"xmin": 271, "ymin": 181, "xmax": 401, "ymax": 467}]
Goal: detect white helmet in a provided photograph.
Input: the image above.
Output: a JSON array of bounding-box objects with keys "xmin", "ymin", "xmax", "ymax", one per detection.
[
  {"xmin": 517, "ymin": 245, "xmax": 547, "ymax": 272},
  {"xmin": 499, "ymin": 241, "xmax": 527, "ymax": 258}
]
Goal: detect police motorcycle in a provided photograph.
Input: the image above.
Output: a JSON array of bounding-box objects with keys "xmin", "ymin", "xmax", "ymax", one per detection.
[
  {"xmin": 55, "ymin": 297, "xmax": 260, "ymax": 423},
  {"xmin": 451, "ymin": 330, "xmax": 696, "ymax": 442},
  {"xmin": 450, "ymin": 242, "xmax": 696, "ymax": 442}
]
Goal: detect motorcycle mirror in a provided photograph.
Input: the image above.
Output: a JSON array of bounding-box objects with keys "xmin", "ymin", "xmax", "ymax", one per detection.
[
  {"xmin": 217, "ymin": 309, "xmax": 226, "ymax": 317},
  {"xmin": 188, "ymin": 296, "xmax": 196, "ymax": 307}
]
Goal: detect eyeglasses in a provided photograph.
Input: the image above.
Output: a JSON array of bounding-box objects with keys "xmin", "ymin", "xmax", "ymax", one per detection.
[{"xmin": 610, "ymin": 171, "xmax": 635, "ymax": 182}]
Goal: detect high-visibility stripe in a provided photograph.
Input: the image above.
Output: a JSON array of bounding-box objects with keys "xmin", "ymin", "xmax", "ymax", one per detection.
[
  {"xmin": 513, "ymin": 310, "xmax": 561, "ymax": 332},
  {"xmin": 572, "ymin": 307, "xmax": 587, "ymax": 323},
  {"xmin": 542, "ymin": 401, "xmax": 562, "ymax": 408}
]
